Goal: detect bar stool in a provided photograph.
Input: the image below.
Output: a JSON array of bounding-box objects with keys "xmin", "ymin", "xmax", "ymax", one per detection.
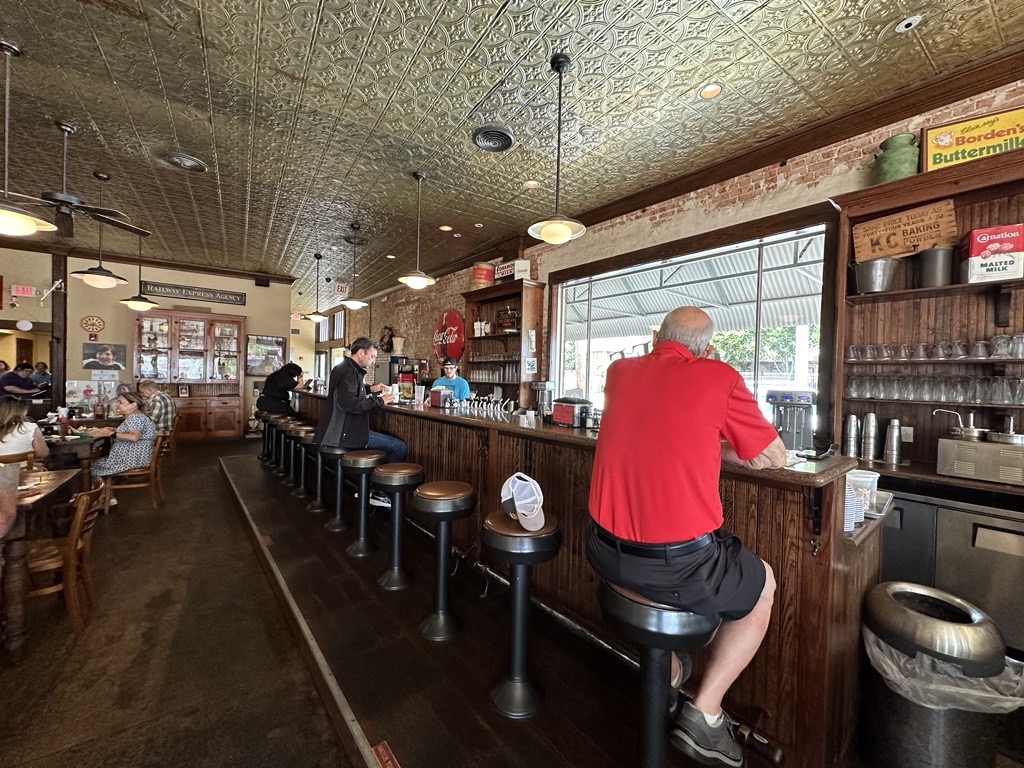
[
  {"xmin": 284, "ymin": 425, "xmax": 315, "ymax": 488},
  {"xmin": 292, "ymin": 433, "xmax": 318, "ymax": 499},
  {"xmin": 370, "ymin": 463, "xmax": 425, "ymax": 591},
  {"xmin": 262, "ymin": 415, "xmax": 290, "ymax": 466},
  {"xmin": 318, "ymin": 445, "xmax": 350, "ymax": 532},
  {"xmin": 306, "ymin": 440, "xmax": 328, "ymax": 514},
  {"xmin": 411, "ymin": 481, "xmax": 477, "ymax": 641},
  {"xmin": 598, "ymin": 581, "xmax": 721, "ymax": 768},
  {"xmin": 481, "ymin": 510, "xmax": 562, "ymax": 718},
  {"xmin": 255, "ymin": 410, "xmax": 269, "ymax": 459},
  {"xmin": 272, "ymin": 418, "xmax": 301, "ymax": 475},
  {"xmin": 340, "ymin": 450, "xmax": 386, "ymax": 557}
]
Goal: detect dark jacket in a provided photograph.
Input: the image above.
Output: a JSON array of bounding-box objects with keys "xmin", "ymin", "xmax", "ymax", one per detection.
[{"xmin": 312, "ymin": 357, "xmax": 380, "ymax": 448}]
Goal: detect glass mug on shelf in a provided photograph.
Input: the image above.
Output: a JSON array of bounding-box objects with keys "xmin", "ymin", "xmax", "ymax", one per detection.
[
  {"xmin": 1011, "ymin": 334, "xmax": 1024, "ymax": 359},
  {"xmin": 911, "ymin": 342, "xmax": 930, "ymax": 361},
  {"xmin": 845, "ymin": 345, "xmax": 862, "ymax": 362},
  {"xmin": 863, "ymin": 344, "xmax": 879, "ymax": 361},
  {"xmin": 878, "ymin": 344, "xmax": 893, "ymax": 361},
  {"xmin": 931, "ymin": 341, "xmax": 951, "ymax": 360},
  {"xmin": 950, "ymin": 340, "xmax": 968, "ymax": 359},
  {"xmin": 969, "ymin": 340, "xmax": 990, "ymax": 359},
  {"xmin": 991, "ymin": 334, "xmax": 1012, "ymax": 359},
  {"xmin": 894, "ymin": 343, "xmax": 911, "ymax": 361}
]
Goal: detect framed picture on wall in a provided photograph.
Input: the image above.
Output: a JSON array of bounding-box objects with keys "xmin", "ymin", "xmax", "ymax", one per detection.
[
  {"xmin": 81, "ymin": 342, "xmax": 128, "ymax": 371},
  {"xmin": 178, "ymin": 384, "xmax": 190, "ymax": 397},
  {"xmin": 246, "ymin": 334, "xmax": 288, "ymax": 376}
]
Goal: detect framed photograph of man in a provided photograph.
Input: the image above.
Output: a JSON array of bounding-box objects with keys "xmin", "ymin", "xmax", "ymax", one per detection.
[
  {"xmin": 82, "ymin": 342, "xmax": 127, "ymax": 371},
  {"xmin": 246, "ymin": 335, "xmax": 287, "ymax": 376}
]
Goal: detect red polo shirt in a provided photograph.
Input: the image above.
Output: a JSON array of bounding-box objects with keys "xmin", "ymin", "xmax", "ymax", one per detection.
[{"xmin": 589, "ymin": 339, "xmax": 779, "ymax": 543}]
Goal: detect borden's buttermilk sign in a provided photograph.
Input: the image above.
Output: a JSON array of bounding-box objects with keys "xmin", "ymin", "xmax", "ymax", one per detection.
[{"xmin": 924, "ymin": 107, "xmax": 1024, "ymax": 172}]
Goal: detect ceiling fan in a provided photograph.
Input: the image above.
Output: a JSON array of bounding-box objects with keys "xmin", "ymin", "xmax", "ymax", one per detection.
[{"xmin": 14, "ymin": 121, "xmax": 150, "ymax": 238}]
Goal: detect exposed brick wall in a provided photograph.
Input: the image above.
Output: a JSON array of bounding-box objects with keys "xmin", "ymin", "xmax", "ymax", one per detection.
[{"xmin": 348, "ymin": 79, "xmax": 1024, "ymax": 382}]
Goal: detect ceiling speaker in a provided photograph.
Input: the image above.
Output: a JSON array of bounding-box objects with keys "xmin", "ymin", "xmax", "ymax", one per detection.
[{"xmin": 254, "ymin": 275, "xmax": 270, "ymax": 287}]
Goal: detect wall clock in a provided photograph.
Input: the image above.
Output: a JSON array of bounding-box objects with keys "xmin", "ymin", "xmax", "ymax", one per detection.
[{"xmin": 81, "ymin": 315, "xmax": 105, "ymax": 333}]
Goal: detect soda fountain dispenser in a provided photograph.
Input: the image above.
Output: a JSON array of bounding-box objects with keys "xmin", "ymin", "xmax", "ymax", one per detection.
[{"xmin": 765, "ymin": 389, "xmax": 816, "ymax": 450}]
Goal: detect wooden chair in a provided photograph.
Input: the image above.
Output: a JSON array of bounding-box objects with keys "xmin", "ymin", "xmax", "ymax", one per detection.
[
  {"xmin": 0, "ymin": 450, "xmax": 35, "ymax": 471},
  {"xmin": 101, "ymin": 435, "xmax": 166, "ymax": 514},
  {"xmin": 27, "ymin": 483, "xmax": 105, "ymax": 633},
  {"xmin": 167, "ymin": 411, "xmax": 180, "ymax": 465}
]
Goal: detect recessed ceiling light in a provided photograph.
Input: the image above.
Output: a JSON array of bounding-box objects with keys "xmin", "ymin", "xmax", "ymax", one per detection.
[
  {"xmin": 895, "ymin": 14, "xmax": 923, "ymax": 33},
  {"xmin": 439, "ymin": 225, "xmax": 453, "ymax": 232},
  {"xmin": 697, "ymin": 82, "xmax": 723, "ymax": 100},
  {"xmin": 524, "ymin": 180, "xmax": 540, "ymax": 189},
  {"xmin": 161, "ymin": 151, "xmax": 209, "ymax": 172},
  {"xmin": 474, "ymin": 223, "xmax": 483, "ymax": 228},
  {"xmin": 453, "ymin": 233, "xmax": 462, "ymax": 238},
  {"xmin": 386, "ymin": 254, "xmax": 396, "ymax": 259}
]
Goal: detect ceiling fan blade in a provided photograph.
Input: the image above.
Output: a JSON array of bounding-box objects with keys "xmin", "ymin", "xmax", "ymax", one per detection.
[
  {"xmin": 87, "ymin": 212, "xmax": 151, "ymax": 237},
  {"xmin": 76, "ymin": 203, "xmax": 132, "ymax": 219},
  {"xmin": 55, "ymin": 208, "xmax": 75, "ymax": 238},
  {"xmin": 7, "ymin": 191, "xmax": 53, "ymax": 206}
]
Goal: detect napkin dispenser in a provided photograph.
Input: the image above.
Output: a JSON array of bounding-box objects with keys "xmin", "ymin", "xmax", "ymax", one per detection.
[{"xmin": 429, "ymin": 387, "xmax": 454, "ymax": 408}]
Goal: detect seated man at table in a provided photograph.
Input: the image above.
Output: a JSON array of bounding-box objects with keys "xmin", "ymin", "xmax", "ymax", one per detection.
[
  {"xmin": 1, "ymin": 364, "xmax": 45, "ymax": 400},
  {"xmin": 138, "ymin": 380, "xmax": 176, "ymax": 435}
]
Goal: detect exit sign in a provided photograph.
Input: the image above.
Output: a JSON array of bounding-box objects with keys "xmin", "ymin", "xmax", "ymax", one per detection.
[{"xmin": 11, "ymin": 284, "xmax": 36, "ymax": 297}]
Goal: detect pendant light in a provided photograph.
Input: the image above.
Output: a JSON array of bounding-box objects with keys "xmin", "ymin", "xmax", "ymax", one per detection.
[
  {"xmin": 0, "ymin": 40, "xmax": 56, "ymax": 237},
  {"xmin": 305, "ymin": 253, "xmax": 327, "ymax": 322},
  {"xmin": 120, "ymin": 232, "xmax": 158, "ymax": 310},
  {"xmin": 70, "ymin": 172, "xmax": 129, "ymax": 288},
  {"xmin": 397, "ymin": 170, "xmax": 435, "ymax": 289},
  {"xmin": 339, "ymin": 228, "xmax": 367, "ymax": 310},
  {"xmin": 528, "ymin": 53, "xmax": 585, "ymax": 245}
]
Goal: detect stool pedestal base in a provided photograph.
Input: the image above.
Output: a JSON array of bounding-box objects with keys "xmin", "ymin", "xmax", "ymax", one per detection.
[
  {"xmin": 490, "ymin": 675, "xmax": 542, "ymax": 719},
  {"xmin": 346, "ymin": 538, "xmax": 377, "ymax": 558},
  {"xmin": 420, "ymin": 611, "xmax": 461, "ymax": 642},
  {"xmin": 378, "ymin": 567, "xmax": 412, "ymax": 591}
]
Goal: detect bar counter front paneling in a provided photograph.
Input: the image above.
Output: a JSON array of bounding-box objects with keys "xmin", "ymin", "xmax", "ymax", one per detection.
[{"xmin": 292, "ymin": 392, "xmax": 872, "ymax": 768}]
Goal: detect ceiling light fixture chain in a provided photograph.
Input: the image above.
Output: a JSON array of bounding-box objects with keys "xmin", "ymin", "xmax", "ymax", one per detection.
[
  {"xmin": 306, "ymin": 252, "xmax": 327, "ymax": 322},
  {"xmin": 120, "ymin": 232, "xmax": 159, "ymax": 310},
  {"xmin": 397, "ymin": 170, "xmax": 436, "ymax": 289},
  {"xmin": 340, "ymin": 223, "xmax": 368, "ymax": 310},
  {"xmin": 69, "ymin": 172, "xmax": 130, "ymax": 288},
  {"xmin": 527, "ymin": 53, "xmax": 585, "ymax": 246}
]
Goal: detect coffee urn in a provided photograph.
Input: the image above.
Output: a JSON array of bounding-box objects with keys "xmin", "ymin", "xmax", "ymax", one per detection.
[
  {"xmin": 531, "ymin": 381, "xmax": 555, "ymax": 416},
  {"xmin": 765, "ymin": 389, "xmax": 815, "ymax": 450}
]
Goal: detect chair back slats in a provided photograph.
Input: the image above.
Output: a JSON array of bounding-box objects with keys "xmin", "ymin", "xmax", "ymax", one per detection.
[
  {"xmin": 69, "ymin": 484, "xmax": 105, "ymax": 545},
  {"xmin": 0, "ymin": 450, "xmax": 35, "ymax": 471}
]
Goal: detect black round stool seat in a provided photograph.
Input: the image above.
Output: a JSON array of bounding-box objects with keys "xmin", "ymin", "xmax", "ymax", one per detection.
[
  {"xmin": 371, "ymin": 462, "xmax": 425, "ymax": 490},
  {"xmin": 318, "ymin": 444, "xmax": 347, "ymax": 456},
  {"xmin": 341, "ymin": 450, "xmax": 386, "ymax": 557},
  {"xmin": 413, "ymin": 481, "xmax": 477, "ymax": 642},
  {"xmin": 482, "ymin": 511, "xmax": 562, "ymax": 565},
  {"xmin": 598, "ymin": 581, "xmax": 721, "ymax": 768},
  {"xmin": 482, "ymin": 510, "xmax": 562, "ymax": 719},
  {"xmin": 412, "ymin": 481, "xmax": 476, "ymax": 521},
  {"xmin": 286, "ymin": 425, "xmax": 314, "ymax": 437},
  {"xmin": 371, "ymin": 463, "xmax": 424, "ymax": 591},
  {"xmin": 301, "ymin": 434, "xmax": 317, "ymax": 445}
]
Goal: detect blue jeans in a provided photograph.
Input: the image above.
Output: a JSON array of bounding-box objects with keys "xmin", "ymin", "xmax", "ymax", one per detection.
[{"xmin": 368, "ymin": 431, "xmax": 406, "ymax": 463}]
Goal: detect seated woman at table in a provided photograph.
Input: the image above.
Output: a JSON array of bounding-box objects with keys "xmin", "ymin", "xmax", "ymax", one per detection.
[
  {"xmin": 256, "ymin": 363, "xmax": 304, "ymax": 418},
  {"xmin": 0, "ymin": 400, "xmax": 50, "ymax": 466},
  {"xmin": 86, "ymin": 392, "xmax": 156, "ymax": 478}
]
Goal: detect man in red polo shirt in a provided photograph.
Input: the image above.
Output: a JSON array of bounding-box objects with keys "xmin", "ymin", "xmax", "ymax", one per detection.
[{"xmin": 588, "ymin": 306, "xmax": 786, "ymax": 768}]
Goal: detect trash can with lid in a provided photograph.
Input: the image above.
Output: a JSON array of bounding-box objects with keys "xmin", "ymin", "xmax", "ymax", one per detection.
[{"xmin": 860, "ymin": 581, "xmax": 1024, "ymax": 768}]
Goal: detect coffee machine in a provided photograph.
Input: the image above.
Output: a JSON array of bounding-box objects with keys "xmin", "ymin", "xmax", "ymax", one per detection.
[
  {"xmin": 531, "ymin": 381, "xmax": 555, "ymax": 416},
  {"xmin": 765, "ymin": 389, "xmax": 815, "ymax": 450}
]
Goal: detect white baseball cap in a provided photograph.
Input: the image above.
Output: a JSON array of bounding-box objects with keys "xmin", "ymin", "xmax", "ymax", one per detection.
[{"xmin": 500, "ymin": 473, "xmax": 545, "ymax": 532}]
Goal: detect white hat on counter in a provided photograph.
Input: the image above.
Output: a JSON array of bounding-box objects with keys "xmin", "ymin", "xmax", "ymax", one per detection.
[{"xmin": 500, "ymin": 473, "xmax": 545, "ymax": 531}]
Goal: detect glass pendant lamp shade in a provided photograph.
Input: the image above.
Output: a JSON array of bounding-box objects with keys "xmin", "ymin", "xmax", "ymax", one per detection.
[
  {"xmin": 120, "ymin": 233, "xmax": 158, "ymax": 310},
  {"xmin": 398, "ymin": 170, "xmax": 436, "ymax": 289},
  {"xmin": 528, "ymin": 53, "xmax": 585, "ymax": 245},
  {"xmin": 305, "ymin": 253, "xmax": 327, "ymax": 321},
  {"xmin": 1, "ymin": 40, "xmax": 56, "ymax": 236},
  {"xmin": 340, "ymin": 231, "xmax": 368, "ymax": 309}
]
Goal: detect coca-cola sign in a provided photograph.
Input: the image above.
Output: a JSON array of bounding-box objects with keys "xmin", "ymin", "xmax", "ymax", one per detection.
[{"xmin": 433, "ymin": 308, "xmax": 465, "ymax": 362}]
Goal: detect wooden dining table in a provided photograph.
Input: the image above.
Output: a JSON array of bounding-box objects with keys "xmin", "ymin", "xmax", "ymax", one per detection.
[
  {"xmin": 43, "ymin": 434, "xmax": 111, "ymax": 491},
  {"xmin": 1, "ymin": 467, "xmax": 81, "ymax": 664}
]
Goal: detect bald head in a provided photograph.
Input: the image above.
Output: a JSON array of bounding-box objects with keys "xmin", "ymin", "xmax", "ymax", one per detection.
[{"xmin": 658, "ymin": 307, "xmax": 714, "ymax": 356}]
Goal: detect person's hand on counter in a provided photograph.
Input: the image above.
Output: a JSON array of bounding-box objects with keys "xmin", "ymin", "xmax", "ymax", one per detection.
[
  {"xmin": 369, "ymin": 382, "xmax": 389, "ymax": 394},
  {"xmin": 378, "ymin": 391, "xmax": 395, "ymax": 405},
  {"xmin": 721, "ymin": 435, "xmax": 787, "ymax": 470},
  {"xmin": 86, "ymin": 427, "xmax": 117, "ymax": 438}
]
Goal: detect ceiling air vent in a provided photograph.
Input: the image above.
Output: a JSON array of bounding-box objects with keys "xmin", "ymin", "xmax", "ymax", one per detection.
[
  {"xmin": 472, "ymin": 125, "xmax": 515, "ymax": 152},
  {"xmin": 161, "ymin": 151, "xmax": 209, "ymax": 172}
]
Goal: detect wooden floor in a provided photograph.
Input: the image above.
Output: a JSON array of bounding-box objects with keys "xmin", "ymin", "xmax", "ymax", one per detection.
[{"xmin": 222, "ymin": 452, "xmax": 1024, "ymax": 768}]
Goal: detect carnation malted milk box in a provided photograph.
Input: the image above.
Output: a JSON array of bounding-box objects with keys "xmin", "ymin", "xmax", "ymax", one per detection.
[{"xmin": 960, "ymin": 224, "xmax": 1024, "ymax": 283}]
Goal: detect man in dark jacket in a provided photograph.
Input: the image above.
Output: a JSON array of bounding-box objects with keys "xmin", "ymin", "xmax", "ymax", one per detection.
[{"xmin": 313, "ymin": 337, "xmax": 407, "ymax": 506}]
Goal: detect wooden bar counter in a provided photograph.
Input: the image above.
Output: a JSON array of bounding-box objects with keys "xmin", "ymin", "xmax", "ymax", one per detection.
[{"xmin": 293, "ymin": 392, "xmax": 874, "ymax": 768}]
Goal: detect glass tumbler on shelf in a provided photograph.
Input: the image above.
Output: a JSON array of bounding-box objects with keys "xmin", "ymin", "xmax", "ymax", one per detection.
[
  {"xmin": 991, "ymin": 334, "xmax": 1012, "ymax": 359},
  {"xmin": 898, "ymin": 375, "xmax": 916, "ymax": 401},
  {"xmin": 1011, "ymin": 334, "xmax": 1024, "ymax": 359},
  {"xmin": 845, "ymin": 375, "xmax": 861, "ymax": 398}
]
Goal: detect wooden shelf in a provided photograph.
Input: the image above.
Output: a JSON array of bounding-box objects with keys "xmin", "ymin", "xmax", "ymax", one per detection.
[
  {"xmin": 846, "ymin": 277, "xmax": 1024, "ymax": 305},
  {"xmin": 467, "ymin": 332, "xmax": 520, "ymax": 340}
]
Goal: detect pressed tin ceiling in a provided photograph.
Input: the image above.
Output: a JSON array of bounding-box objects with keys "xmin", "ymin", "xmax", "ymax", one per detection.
[{"xmin": 2, "ymin": 0, "xmax": 1023, "ymax": 312}]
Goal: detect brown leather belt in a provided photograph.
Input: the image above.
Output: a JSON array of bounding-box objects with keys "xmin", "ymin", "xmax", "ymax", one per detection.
[{"xmin": 593, "ymin": 524, "xmax": 714, "ymax": 559}]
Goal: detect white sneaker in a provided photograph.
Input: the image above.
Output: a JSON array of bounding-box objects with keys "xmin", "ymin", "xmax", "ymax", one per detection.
[
  {"xmin": 368, "ymin": 492, "xmax": 391, "ymax": 508},
  {"xmin": 109, "ymin": 497, "xmax": 118, "ymax": 506}
]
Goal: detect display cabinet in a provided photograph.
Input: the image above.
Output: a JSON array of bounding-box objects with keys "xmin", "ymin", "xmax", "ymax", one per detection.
[
  {"xmin": 461, "ymin": 278, "xmax": 545, "ymax": 408},
  {"xmin": 831, "ymin": 150, "xmax": 1024, "ymax": 479},
  {"xmin": 134, "ymin": 309, "xmax": 245, "ymax": 438}
]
